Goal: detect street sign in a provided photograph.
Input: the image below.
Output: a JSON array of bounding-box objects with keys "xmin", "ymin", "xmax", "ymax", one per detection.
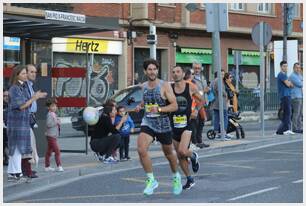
[
  {"xmin": 206, "ymin": 3, "xmax": 228, "ymax": 32},
  {"xmin": 251, "ymin": 22, "xmax": 272, "ymax": 47}
]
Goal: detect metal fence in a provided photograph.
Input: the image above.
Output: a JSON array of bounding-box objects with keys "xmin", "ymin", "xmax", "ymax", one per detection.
[{"xmin": 238, "ymin": 91, "xmax": 280, "ymax": 112}]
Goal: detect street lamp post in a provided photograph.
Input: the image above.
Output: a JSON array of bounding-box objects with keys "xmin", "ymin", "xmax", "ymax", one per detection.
[{"xmin": 186, "ymin": 3, "xmax": 228, "ymax": 139}]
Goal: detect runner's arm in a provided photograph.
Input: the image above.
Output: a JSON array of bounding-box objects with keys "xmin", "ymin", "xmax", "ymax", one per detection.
[{"xmin": 160, "ymin": 82, "xmax": 178, "ymax": 113}]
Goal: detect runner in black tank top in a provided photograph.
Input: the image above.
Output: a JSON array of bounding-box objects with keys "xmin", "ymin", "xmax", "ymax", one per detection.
[
  {"xmin": 171, "ymin": 66, "xmax": 204, "ymax": 190},
  {"xmin": 170, "ymin": 82, "xmax": 192, "ymax": 141}
]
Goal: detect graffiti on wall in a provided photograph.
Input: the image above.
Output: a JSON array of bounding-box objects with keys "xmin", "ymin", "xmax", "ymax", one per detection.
[{"xmin": 53, "ymin": 53, "xmax": 118, "ymax": 116}]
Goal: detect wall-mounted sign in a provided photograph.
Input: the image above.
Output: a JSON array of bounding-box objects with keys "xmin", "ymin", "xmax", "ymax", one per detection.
[
  {"xmin": 45, "ymin": 10, "xmax": 86, "ymax": 23},
  {"xmin": 4, "ymin": 36, "xmax": 20, "ymax": 50},
  {"xmin": 52, "ymin": 37, "xmax": 122, "ymax": 55}
]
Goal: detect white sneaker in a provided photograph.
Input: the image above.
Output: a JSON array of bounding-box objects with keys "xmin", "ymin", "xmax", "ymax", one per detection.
[
  {"xmin": 283, "ymin": 130, "xmax": 295, "ymax": 135},
  {"xmin": 56, "ymin": 166, "xmax": 64, "ymax": 172},
  {"xmin": 226, "ymin": 133, "xmax": 235, "ymax": 139},
  {"xmin": 45, "ymin": 167, "xmax": 55, "ymax": 172}
]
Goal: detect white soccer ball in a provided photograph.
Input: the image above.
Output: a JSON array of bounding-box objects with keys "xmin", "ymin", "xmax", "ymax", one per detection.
[{"xmin": 83, "ymin": 107, "xmax": 99, "ymax": 125}]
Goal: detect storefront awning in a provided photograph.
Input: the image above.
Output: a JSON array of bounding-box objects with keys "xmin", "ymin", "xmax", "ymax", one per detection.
[
  {"xmin": 177, "ymin": 48, "xmax": 260, "ymax": 66},
  {"xmin": 3, "ymin": 14, "xmax": 119, "ymax": 39},
  {"xmin": 176, "ymin": 52, "xmax": 212, "ymax": 64},
  {"xmin": 181, "ymin": 48, "xmax": 212, "ymax": 55}
]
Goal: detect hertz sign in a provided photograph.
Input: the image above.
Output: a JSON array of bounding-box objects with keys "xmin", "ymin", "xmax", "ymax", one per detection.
[{"xmin": 52, "ymin": 37, "xmax": 122, "ymax": 55}]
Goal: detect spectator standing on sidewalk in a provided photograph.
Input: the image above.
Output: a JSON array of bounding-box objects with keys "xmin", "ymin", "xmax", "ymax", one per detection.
[
  {"xmin": 44, "ymin": 98, "xmax": 64, "ymax": 172},
  {"xmin": 22, "ymin": 64, "xmax": 47, "ymax": 178},
  {"xmin": 276, "ymin": 61, "xmax": 295, "ymax": 135},
  {"xmin": 135, "ymin": 58, "xmax": 182, "ymax": 196},
  {"xmin": 212, "ymin": 70, "xmax": 231, "ymax": 140},
  {"xmin": 170, "ymin": 66, "xmax": 201, "ymax": 190},
  {"xmin": 115, "ymin": 106, "xmax": 135, "ymax": 161},
  {"xmin": 184, "ymin": 69, "xmax": 204, "ymax": 148},
  {"xmin": 289, "ymin": 62, "xmax": 303, "ymax": 133},
  {"xmin": 224, "ymin": 73, "xmax": 239, "ymax": 113},
  {"xmin": 192, "ymin": 62, "xmax": 210, "ymax": 148},
  {"xmin": 7, "ymin": 65, "xmax": 46, "ymax": 182},
  {"xmin": 90, "ymin": 101, "xmax": 121, "ymax": 164},
  {"xmin": 3, "ymin": 89, "xmax": 9, "ymax": 166}
]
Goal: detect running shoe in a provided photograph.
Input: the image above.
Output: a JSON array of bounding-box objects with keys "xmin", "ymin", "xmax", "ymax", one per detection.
[
  {"xmin": 283, "ymin": 130, "xmax": 295, "ymax": 135},
  {"xmin": 172, "ymin": 173, "xmax": 182, "ymax": 195},
  {"xmin": 56, "ymin": 166, "xmax": 64, "ymax": 172},
  {"xmin": 103, "ymin": 156, "xmax": 119, "ymax": 164},
  {"xmin": 143, "ymin": 178, "xmax": 159, "ymax": 195},
  {"xmin": 45, "ymin": 167, "xmax": 55, "ymax": 172},
  {"xmin": 94, "ymin": 153, "xmax": 104, "ymax": 162},
  {"xmin": 190, "ymin": 152, "xmax": 200, "ymax": 173},
  {"xmin": 183, "ymin": 178, "xmax": 195, "ymax": 190}
]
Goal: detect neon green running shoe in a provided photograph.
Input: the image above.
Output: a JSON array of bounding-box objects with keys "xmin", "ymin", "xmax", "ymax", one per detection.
[
  {"xmin": 143, "ymin": 178, "xmax": 159, "ymax": 195},
  {"xmin": 172, "ymin": 173, "xmax": 182, "ymax": 195}
]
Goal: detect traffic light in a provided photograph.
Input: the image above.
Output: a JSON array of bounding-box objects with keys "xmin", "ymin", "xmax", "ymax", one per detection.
[{"xmin": 146, "ymin": 34, "xmax": 156, "ymax": 44}]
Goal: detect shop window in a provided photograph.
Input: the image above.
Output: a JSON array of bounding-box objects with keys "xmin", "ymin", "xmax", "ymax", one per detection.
[{"xmin": 52, "ymin": 52, "xmax": 119, "ymax": 116}]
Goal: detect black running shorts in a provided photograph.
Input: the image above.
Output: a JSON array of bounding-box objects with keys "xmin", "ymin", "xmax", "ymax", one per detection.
[{"xmin": 140, "ymin": 126, "xmax": 173, "ymax": 145}]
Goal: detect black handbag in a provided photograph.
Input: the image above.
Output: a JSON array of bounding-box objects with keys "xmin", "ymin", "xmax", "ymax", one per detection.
[{"xmin": 30, "ymin": 113, "xmax": 37, "ymax": 128}]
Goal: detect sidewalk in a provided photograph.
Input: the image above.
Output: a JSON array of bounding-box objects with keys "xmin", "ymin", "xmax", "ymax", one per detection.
[{"xmin": 3, "ymin": 129, "xmax": 302, "ymax": 202}]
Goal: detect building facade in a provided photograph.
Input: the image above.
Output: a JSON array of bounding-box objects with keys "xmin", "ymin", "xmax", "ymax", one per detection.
[{"xmin": 4, "ymin": 3, "xmax": 303, "ymax": 92}]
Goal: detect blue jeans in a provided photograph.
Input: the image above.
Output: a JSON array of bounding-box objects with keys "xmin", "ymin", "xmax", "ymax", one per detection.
[
  {"xmin": 213, "ymin": 109, "xmax": 228, "ymax": 133},
  {"xmin": 277, "ymin": 96, "xmax": 292, "ymax": 134}
]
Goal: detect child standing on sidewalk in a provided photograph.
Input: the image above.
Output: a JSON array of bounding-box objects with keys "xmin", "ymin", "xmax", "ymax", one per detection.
[
  {"xmin": 114, "ymin": 106, "xmax": 135, "ymax": 161},
  {"xmin": 44, "ymin": 98, "xmax": 64, "ymax": 172}
]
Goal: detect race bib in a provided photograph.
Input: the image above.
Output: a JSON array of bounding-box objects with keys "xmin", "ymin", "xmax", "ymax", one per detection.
[
  {"xmin": 145, "ymin": 103, "xmax": 160, "ymax": 117},
  {"xmin": 173, "ymin": 115, "xmax": 187, "ymax": 128}
]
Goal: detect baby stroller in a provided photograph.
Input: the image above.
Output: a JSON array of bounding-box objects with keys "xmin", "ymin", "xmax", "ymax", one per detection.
[{"xmin": 206, "ymin": 109, "xmax": 245, "ymax": 140}]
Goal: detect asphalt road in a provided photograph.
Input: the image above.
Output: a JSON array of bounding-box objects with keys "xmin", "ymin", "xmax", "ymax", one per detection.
[{"xmin": 14, "ymin": 141, "xmax": 302, "ymax": 203}]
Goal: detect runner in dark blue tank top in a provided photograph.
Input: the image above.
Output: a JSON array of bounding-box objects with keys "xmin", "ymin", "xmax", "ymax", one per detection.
[
  {"xmin": 135, "ymin": 58, "xmax": 182, "ymax": 196},
  {"xmin": 171, "ymin": 66, "xmax": 203, "ymax": 190}
]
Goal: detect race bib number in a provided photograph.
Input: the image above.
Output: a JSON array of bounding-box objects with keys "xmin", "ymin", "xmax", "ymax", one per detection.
[
  {"xmin": 173, "ymin": 115, "xmax": 187, "ymax": 128},
  {"xmin": 145, "ymin": 103, "xmax": 160, "ymax": 117}
]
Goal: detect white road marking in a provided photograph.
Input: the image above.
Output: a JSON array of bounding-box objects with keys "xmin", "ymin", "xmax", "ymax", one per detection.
[
  {"xmin": 292, "ymin": 179, "xmax": 303, "ymax": 184},
  {"xmin": 228, "ymin": 187, "xmax": 279, "ymax": 201},
  {"xmin": 206, "ymin": 162, "xmax": 255, "ymax": 169},
  {"xmin": 265, "ymin": 151, "xmax": 303, "ymax": 155}
]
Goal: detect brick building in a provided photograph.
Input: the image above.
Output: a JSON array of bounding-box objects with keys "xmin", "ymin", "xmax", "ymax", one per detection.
[
  {"xmin": 4, "ymin": 3, "xmax": 303, "ymax": 92},
  {"xmin": 74, "ymin": 3, "xmax": 303, "ymax": 90},
  {"xmin": 3, "ymin": 3, "xmax": 303, "ymax": 154}
]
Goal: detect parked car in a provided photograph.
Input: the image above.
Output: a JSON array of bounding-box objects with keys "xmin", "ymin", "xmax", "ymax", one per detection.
[
  {"xmin": 112, "ymin": 85, "xmax": 143, "ymax": 128},
  {"xmin": 71, "ymin": 85, "xmax": 144, "ymax": 135}
]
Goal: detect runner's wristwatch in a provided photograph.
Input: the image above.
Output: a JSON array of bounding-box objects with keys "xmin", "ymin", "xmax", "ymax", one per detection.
[{"xmin": 158, "ymin": 107, "xmax": 162, "ymax": 113}]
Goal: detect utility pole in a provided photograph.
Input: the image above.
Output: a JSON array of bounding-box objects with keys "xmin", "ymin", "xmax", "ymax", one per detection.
[
  {"xmin": 148, "ymin": 24, "xmax": 157, "ymax": 59},
  {"xmin": 283, "ymin": 3, "xmax": 288, "ymax": 61},
  {"xmin": 206, "ymin": 3, "xmax": 228, "ymax": 139}
]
